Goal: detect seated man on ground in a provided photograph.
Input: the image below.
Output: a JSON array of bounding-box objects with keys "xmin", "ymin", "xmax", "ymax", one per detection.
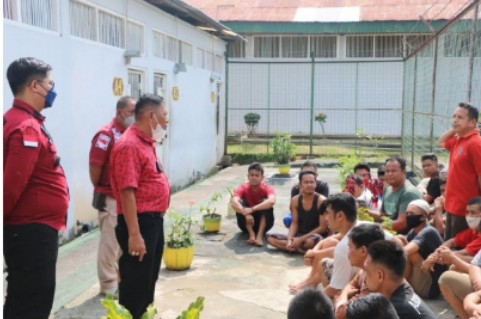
[
  {"xmin": 287, "ymin": 287, "xmax": 334, "ymax": 319},
  {"xmin": 397, "ymin": 199, "xmax": 446, "ymax": 299},
  {"xmin": 334, "ymin": 223, "xmax": 386, "ymax": 319},
  {"xmin": 231, "ymin": 162, "xmax": 276, "ymax": 246},
  {"xmin": 345, "ymin": 292, "xmax": 400, "ymax": 319},
  {"xmin": 417, "ymin": 153, "xmax": 441, "ymax": 204},
  {"xmin": 267, "ymin": 171, "xmax": 328, "ymax": 254},
  {"xmin": 439, "ymin": 248, "xmax": 481, "ymax": 319},
  {"xmin": 370, "ymin": 157, "xmax": 422, "ymax": 235},
  {"xmin": 352, "ymin": 175, "xmax": 374, "ymax": 208},
  {"xmin": 423, "ymin": 196, "xmax": 481, "ymax": 269},
  {"xmin": 364, "ymin": 240, "xmax": 437, "ymax": 319},
  {"xmin": 431, "ymin": 178, "xmax": 447, "ymax": 237},
  {"xmin": 284, "ymin": 160, "xmax": 329, "ymax": 228}
]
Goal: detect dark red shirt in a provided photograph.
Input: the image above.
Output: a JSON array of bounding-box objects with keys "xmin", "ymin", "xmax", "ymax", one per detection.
[
  {"xmin": 3, "ymin": 99, "xmax": 69, "ymax": 230},
  {"xmin": 110, "ymin": 124, "xmax": 170, "ymax": 214},
  {"xmin": 234, "ymin": 182, "xmax": 275, "ymax": 207},
  {"xmin": 445, "ymin": 129, "xmax": 481, "ymax": 216},
  {"xmin": 89, "ymin": 118, "xmax": 124, "ymax": 197},
  {"xmin": 454, "ymin": 228, "xmax": 481, "ymax": 256}
]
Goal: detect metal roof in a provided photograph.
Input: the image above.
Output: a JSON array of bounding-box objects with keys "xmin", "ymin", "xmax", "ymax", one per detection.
[{"xmin": 144, "ymin": 0, "xmax": 245, "ymax": 42}]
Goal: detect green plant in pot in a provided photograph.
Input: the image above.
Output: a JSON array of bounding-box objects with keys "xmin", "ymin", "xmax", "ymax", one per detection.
[
  {"xmin": 270, "ymin": 133, "xmax": 296, "ymax": 175},
  {"xmin": 201, "ymin": 192, "xmax": 223, "ymax": 233},
  {"xmin": 163, "ymin": 209, "xmax": 196, "ymax": 270},
  {"xmin": 244, "ymin": 112, "xmax": 261, "ymax": 135}
]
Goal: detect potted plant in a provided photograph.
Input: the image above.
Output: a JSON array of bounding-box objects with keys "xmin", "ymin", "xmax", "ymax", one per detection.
[
  {"xmin": 163, "ymin": 209, "xmax": 195, "ymax": 270},
  {"xmin": 244, "ymin": 112, "xmax": 261, "ymax": 135},
  {"xmin": 201, "ymin": 192, "xmax": 223, "ymax": 233},
  {"xmin": 270, "ymin": 133, "xmax": 296, "ymax": 175}
]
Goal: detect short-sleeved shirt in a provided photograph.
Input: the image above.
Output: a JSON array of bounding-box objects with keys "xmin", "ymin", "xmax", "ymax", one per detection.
[
  {"xmin": 381, "ymin": 180, "xmax": 422, "ymax": 233},
  {"xmin": 3, "ymin": 100, "xmax": 69, "ymax": 230},
  {"xmin": 407, "ymin": 225, "xmax": 446, "ymax": 297},
  {"xmin": 330, "ymin": 221, "xmax": 393, "ymax": 290},
  {"xmin": 291, "ymin": 180, "xmax": 329, "ymax": 198},
  {"xmin": 234, "ymin": 182, "xmax": 275, "ymax": 207},
  {"xmin": 426, "ymin": 176, "xmax": 441, "ymax": 201},
  {"xmin": 444, "ymin": 129, "xmax": 481, "ymax": 216},
  {"xmin": 390, "ymin": 283, "xmax": 437, "ymax": 319},
  {"xmin": 454, "ymin": 228, "xmax": 481, "ymax": 256},
  {"xmin": 110, "ymin": 124, "xmax": 170, "ymax": 214},
  {"xmin": 89, "ymin": 118, "xmax": 124, "ymax": 197}
]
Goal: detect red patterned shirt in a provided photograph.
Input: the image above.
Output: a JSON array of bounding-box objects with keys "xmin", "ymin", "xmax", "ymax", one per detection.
[
  {"xmin": 89, "ymin": 118, "xmax": 124, "ymax": 197},
  {"xmin": 110, "ymin": 124, "xmax": 170, "ymax": 214}
]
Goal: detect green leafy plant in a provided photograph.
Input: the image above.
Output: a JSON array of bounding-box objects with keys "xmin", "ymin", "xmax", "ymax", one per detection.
[
  {"xmin": 269, "ymin": 133, "xmax": 296, "ymax": 165},
  {"xmin": 200, "ymin": 192, "xmax": 223, "ymax": 218},
  {"xmin": 176, "ymin": 296, "xmax": 205, "ymax": 319},
  {"xmin": 100, "ymin": 295, "xmax": 156, "ymax": 319},
  {"xmin": 337, "ymin": 154, "xmax": 362, "ymax": 189},
  {"xmin": 165, "ymin": 209, "xmax": 196, "ymax": 248},
  {"xmin": 357, "ymin": 207, "xmax": 374, "ymax": 222},
  {"xmin": 244, "ymin": 112, "xmax": 261, "ymax": 134}
]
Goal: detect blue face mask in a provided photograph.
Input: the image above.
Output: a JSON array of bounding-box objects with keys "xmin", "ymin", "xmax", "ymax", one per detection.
[{"xmin": 43, "ymin": 86, "xmax": 57, "ymax": 109}]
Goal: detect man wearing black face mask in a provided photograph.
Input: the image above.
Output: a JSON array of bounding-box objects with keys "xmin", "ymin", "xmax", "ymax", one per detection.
[
  {"xmin": 398, "ymin": 199, "xmax": 446, "ymax": 299},
  {"xmin": 3, "ymin": 57, "xmax": 68, "ymax": 319}
]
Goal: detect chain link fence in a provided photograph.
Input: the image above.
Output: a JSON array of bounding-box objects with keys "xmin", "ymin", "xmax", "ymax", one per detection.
[{"xmin": 402, "ymin": 0, "xmax": 481, "ymax": 172}]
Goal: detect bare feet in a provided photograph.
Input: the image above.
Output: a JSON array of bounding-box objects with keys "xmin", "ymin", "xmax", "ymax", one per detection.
[
  {"xmin": 247, "ymin": 237, "xmax": 255, "ymax": 244},
  {"xmin": 254, "ymin": 239, "xmax": 263, "ymax": 246}
]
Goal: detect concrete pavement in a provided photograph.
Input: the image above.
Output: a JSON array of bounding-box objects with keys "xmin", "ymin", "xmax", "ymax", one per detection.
[{"xmin": 51, "ymin": 163, "xmax": 456, "ymax": 319}]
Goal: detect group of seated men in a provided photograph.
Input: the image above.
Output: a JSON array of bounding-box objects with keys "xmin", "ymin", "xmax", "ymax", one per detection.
[{"xmin": 230, "ymin": 158, "xmax": 481, "ymax": 319}]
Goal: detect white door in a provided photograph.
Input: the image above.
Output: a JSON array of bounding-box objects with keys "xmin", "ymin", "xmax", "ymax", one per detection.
[{"xmin": 128, "ymin": 69, "xmax": 144, "ymax": 98}]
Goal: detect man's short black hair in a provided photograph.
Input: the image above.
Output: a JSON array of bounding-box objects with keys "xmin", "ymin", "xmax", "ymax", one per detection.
[
  {"xmin": 348, "ymin": 223, "xmax": 385, "ymax": 249},
  {"xmin": 135, "ymin": 94, "xmax": 163, "ymax": 119},
  {"xmin": 368, "ymin": 240, "xmax": 406, "ymax": 280},
  {"xmin": 301, "ymin": 160, "xmax": 318, "ymax": 171},
  {"xmin": 458, "ymin": 102, "xmax": 479, "ymax": 121},
  {"xmin": 287, "ymin": 287, "xmax": 334, "ymax": 319},
  {"xmin": 385, "ymin": 156, "xmax": 407, "ymax": 171},
  {"xmin": 117, "ymin": 96, "xmax": 135, "ymax": 110},
  {"xmin": 421, "ymin": 153, "xmax": 438, "ymax": 162},
  {"xmin": 353, "ymin": 175, "xmax": 364, "ymax": 186},
  {"xmin": 324, "ymin": 192, "xmax": 357, "ymax": 222},
  {"xmin": 299, "ymin": 170, "xmax": 316, "ymax": 182},
  {"xmin": 468, "ymin": 196, "xmax": 481, "ymax": 211},
  {"xmin": 7, "ymin": 57, "xmax": 52, "ymax": 95},
  {"xmin": 377, "ymin": 166, "xmax": 385, "ymax": 177},
  {"xmin": 248, "ymin": 162, "xmax": 264, "ymax": 175},
  {"xmin": 354, "ymin": 163, "xmax": 370, "ymax": 173},
  {"xmin": 346, "ymin": 292, "xmax": 400, "ymax": 319}
]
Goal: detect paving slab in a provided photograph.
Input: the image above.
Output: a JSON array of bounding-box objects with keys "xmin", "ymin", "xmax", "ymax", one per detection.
[{"xmin": 51, "ymin": 163, "xmax": 457, "ymax": 319}]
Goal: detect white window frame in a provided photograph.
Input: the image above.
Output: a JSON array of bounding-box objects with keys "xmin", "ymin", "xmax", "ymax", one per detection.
[
  {"xmin": 310, "ymin": 35, "xmax": 337, "ymax": 58},
  {"xmin": 98, "ymin": 9, "xmax": 125, "ymax": 48},
  {"xmin": 127, "ymin": 19, "xmax": 144, "ymax": 54},
  {"xmin": 9, "ymin": 0, "xmax": 59, "ymax": 31},
  {"xmin": 69, "ymin": 0, "xmax": 97, "ymax": 41},
  {"xmin": 152, "ymin": 30, "xmax": 165, "ymax": 58},
  {"xmin": 254, "ymin": 36, "xmax": 280, "ymax": 58}
]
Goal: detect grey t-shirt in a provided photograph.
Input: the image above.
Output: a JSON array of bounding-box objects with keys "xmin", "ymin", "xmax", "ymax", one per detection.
[{"xmin": 390, "ymin": 283, "xmax": 437, "ymax": 319}]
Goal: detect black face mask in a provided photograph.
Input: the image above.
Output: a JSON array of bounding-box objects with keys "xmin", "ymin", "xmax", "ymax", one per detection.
[{"xmin": 406, "ymin": 215, "xmax": 424, "ymax": 229}]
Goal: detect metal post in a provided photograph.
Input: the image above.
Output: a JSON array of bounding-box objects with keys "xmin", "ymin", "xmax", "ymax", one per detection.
[
  {"xmin": 411, "ymin": 55, "xmax": 417, "ymax": 168},
  {"xmin": 354, "ymin": 63, "xmax": 359, "ymax": 155},
  {"xmin": 309, "ymin": 52, "xmax": 315, "ymax": 157},
  {"xmin": 429, "ymin": 38, "xmax": 439, "ymax": 152},
  {"xmin": 267, "ymin": 63, "xmax": 271, "ymax": 154},
  {"xmin": 467, "ymin": 3, "xmax": 479, "ymax": 101}
]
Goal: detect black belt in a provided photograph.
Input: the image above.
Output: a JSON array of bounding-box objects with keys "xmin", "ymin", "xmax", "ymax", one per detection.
[{"xmin": 139, "ymin": 211, "xmax": 165, "ymax": 218}]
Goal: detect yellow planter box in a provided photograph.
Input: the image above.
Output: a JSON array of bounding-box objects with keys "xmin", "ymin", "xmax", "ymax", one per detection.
[
  {"xmin": 203, "ymin": 215, "xmax": 222, "ymax": 233},
  {"xmin": 163, "ymin": 246, "xmax": 194, "ymax": 271},
  {"xmin": 278, "ymin": 165, "xmax": 291, "ymax": 175}
]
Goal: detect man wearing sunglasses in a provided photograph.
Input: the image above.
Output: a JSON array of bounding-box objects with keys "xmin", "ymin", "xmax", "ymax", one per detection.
[{"xmin": 3, "ymin": 57, "xmax": 68, "ymax": 319}]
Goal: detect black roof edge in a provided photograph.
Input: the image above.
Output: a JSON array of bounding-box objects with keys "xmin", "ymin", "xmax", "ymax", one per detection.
[{"xmin": 145, "ymin": 0, "xmax": 246, "ymax": 42}]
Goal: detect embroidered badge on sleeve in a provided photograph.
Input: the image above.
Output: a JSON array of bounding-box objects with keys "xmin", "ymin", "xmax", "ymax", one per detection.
[
  {"xmin": 23, "ymin": 127, "xmax": 39, "ymax": 148},
  {"xmin": 95, "ymin": 134, "xmax": 111, "ymax": 151}
]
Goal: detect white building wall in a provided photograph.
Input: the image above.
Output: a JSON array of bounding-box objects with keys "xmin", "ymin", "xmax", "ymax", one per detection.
[{"xmin": 3, "ymin": 0, "xmax": 227, "ymax": 238}]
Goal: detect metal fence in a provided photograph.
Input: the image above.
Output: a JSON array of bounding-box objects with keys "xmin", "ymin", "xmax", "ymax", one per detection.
[
  {"xmin": 226, "ymin": 59, "xmax": 404, "ymax": 159},
  {"xmin": 401, "ymin": 0, "xmax": 481, "ymax": 172}
]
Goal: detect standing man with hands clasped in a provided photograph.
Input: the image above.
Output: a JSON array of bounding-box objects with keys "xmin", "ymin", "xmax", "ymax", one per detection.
[
  {"xmin": 89, "ymin": 96, "xmax": 135, "ymax": 296},
  {"xmin": 3, "ymin": 57, "xmax": 69, "ymax": 319},
  {"xmin": 110, "ymin": 94, "xmax": 169, "ymax": 319}
]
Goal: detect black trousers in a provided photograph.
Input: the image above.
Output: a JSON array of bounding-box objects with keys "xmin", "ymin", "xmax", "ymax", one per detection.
[
  {"xmin": 235, "ymin": 200, "xmax": 275, "ymax": 234},
  {"xmin": 4, "ymin": 223, "xmax": 59, "ymax": 319},
  {"xmin": 116, "ymin": 214, "xmax": 164, "ymax": 319}
]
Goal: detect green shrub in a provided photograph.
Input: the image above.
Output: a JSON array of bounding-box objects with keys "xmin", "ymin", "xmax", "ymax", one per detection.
[{"xmin": 230, "ymin": 153, "xmax": 276, "ymax": 164}]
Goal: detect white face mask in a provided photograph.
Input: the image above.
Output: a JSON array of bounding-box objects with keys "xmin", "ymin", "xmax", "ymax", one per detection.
[
  {"xmin": 151, "ymin": 114, "xmax": 166, "ymax": 143},
  {"xmin": 123, "ymin": 115, "xmax": 135, "ymax": 127},
  {"xmin": 466, "ymin": 216, "xmax": 481, "ymax": 229}
]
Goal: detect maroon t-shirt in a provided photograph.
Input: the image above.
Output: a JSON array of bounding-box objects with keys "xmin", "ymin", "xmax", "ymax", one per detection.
[{"xmin": 234, "ymin": 182, "xmax": 275, "ymax": 207}]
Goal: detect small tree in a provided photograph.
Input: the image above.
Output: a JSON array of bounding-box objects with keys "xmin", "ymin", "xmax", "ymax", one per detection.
[
  {"xmin": 314, "ymin": 112, "xmax": 327, "ymax": 137},
  {"xmin": 244, "ymin": 112, "xmax": 261, "ymax": 134}
]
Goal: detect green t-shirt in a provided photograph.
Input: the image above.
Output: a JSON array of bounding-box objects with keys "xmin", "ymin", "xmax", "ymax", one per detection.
[{"xmin": 381, "ymin": 180, "xmax": 422, "ymax": 221}]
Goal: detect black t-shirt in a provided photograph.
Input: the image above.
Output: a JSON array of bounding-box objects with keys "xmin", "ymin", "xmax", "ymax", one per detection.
[
  {"xmin": 426, "ymin": 177, "xmax": 441, "ymax": 201},
  {"xmin": 390, "ymin": 283, "xmax": 437, "ymax": 319},
  {"xmin": 407, "ymin": 225, "xmax": 447, "ymax": 298},
  {"xmin": 291, "ymin": 180, "xmax": 329, "ymax": 198}
]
